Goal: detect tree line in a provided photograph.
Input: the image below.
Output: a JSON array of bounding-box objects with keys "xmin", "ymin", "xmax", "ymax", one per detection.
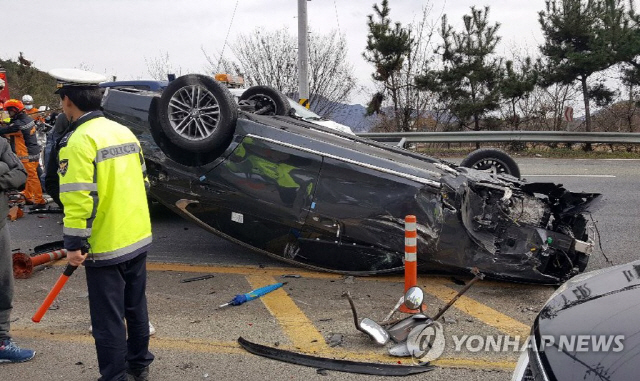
[
  {"xmin": 148, "ymin": 0, "xmax": 640, "ymax": 147},
  {"xmin": 363, "ymin": 0, "xmax": 640, "ymax": 149}
]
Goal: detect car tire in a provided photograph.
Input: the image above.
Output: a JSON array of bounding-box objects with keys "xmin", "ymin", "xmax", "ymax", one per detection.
[
  {"xmin": 460, "ymin": 148, "xmax": 521, "ymax": 178},
  {"xmin": 157, "ymin": 74, "xmax": 238, "ymax": 153},
  {"xmin": 238, "ymin": 85, "xmax": 290, "ymax": 116}
]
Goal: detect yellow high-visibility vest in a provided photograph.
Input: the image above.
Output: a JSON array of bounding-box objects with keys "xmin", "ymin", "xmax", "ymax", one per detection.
[{"xmin": 59, "ymin": 115, "xmax": 151, "ymax": 262}]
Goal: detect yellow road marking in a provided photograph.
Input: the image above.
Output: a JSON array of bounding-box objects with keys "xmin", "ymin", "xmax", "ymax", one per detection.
[
  {"xmin": 246, "ymin": 275, "xmax": 327, "ymax": 352},
  {"xmin": 146, "ymin": 262, "xmax": 548, "ymax": 289},
  {"xmin": 149, "ymin": 262, "xmax": 534, "ymax": 338},
  {"xmin": 148, "ymin": 262, "xmax": 341, "ymax": 280},
  {"xmin": 11, "ymin": 327, "xmax": 515, "ymax": 371},
  {"xmin": 317, "ymin": 348, "xmax": 516, "ymax": 371},
  {"xmin": 433, "ymin": 357, "xmax": 515, "ymax": 371},
  {"xmin": 48, "ymin": 261, "xmax": 536, "ymax": 339},
  {"xmin": 425, "ymin": 282, "xmax": 531, "ymax": 338},
  {"xmin": 245, "ymin": 274, "xmax": 523, "ymax": 368}
]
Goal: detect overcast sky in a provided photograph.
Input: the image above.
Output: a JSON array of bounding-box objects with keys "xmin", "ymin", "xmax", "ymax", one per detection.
[{"xmin": 2, "ymin": 0, "xmax": 547, "ymax": 105}]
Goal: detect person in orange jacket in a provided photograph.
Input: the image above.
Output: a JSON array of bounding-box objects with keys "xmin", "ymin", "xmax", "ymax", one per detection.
[
  {"xmin": 22, "ymin": 95, "xmax": 36, "ymax": 113},
  {"xmin": 21, "ymin": 95, "xmax": 46, "ymax": 187},
  {"xmin": 0, "ymin": 99, "xmax": 45, "ymax": 207},
  {"xmin": 21, "ymin": 95, "xmax": 44, "ymax": 123}
]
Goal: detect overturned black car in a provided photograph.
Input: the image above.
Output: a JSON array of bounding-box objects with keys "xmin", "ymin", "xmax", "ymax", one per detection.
[{"xmin": 101, "ymin": 74, "xmax": 601, "ymax": 284}]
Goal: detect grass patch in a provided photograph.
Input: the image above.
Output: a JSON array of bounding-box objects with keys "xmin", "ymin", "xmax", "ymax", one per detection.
[{"xmin": 513, "ymin": 148, "xmax": 640, "ymax": 159}]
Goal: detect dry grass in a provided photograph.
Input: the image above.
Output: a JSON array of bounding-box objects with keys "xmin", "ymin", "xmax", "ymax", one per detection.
[{"xmin": 414, "ymin": 143, "xmax": 640, "ymax": 159}]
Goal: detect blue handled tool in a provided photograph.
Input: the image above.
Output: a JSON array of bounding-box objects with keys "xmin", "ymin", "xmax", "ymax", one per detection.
[{"xmin": 219, "ymin": 282, "xmax": 286, "ymax": 308}]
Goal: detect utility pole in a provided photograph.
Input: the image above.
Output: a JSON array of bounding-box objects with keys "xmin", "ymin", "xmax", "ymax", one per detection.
[{"xmin": 298, "ymin": 0, "xmax": 310, "ymax": 108}]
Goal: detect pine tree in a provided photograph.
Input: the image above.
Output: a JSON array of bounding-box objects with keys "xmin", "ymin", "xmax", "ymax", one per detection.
[
  {"xmin": 538, "ymin": 0, "xmax": 640, "ymax": 147},
  {"xmin": 363, "ymin": 0, "xmax": 413, "ymax": 131},
  {"xmin": 500, "ymin": 58, "xmax": 538, "ymax": 130},
  {"xmin": 416, "ymin": 7, "xmax": 503, "ymax": 135},
  {"xmin": 620, "ymin": 6, "xmax": 640, "ymax": 89}
]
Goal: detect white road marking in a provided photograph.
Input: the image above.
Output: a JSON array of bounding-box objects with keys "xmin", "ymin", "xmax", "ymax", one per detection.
[
  {"xmin": 524, "ymin": 174, "xmax": 616, "ymax": 178},
  {"xmin": 574, "ymin": 158, "xmax": 640, "ymax": 161}
]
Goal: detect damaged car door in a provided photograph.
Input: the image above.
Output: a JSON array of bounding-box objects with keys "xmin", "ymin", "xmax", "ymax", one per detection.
[{"xmin": 192, "ymin": 134, "xmax": 322, "ymax": 255}]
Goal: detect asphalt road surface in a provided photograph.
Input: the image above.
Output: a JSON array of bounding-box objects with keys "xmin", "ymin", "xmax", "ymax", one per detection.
[{"xmin": 3, "ymin": 158, "xmax": 638, "ymax": 381}]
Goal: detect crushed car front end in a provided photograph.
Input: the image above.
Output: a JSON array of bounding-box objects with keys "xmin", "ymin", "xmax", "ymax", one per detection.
[{"xmin": 434, "ymin": 170, "xmax": 600, "ymax": 283}]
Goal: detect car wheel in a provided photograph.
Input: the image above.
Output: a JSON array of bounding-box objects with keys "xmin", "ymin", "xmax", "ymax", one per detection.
[
  {"xmin": 238, "ymin": 85, "xmax": 290, "ymax": 116},
  {"xmin": 157, "ymin": 74, "xmax": 238, "ymax": 153},
  {"xmin": 460, "ymin": 148, "xmax": 521, "ymax": 178}
]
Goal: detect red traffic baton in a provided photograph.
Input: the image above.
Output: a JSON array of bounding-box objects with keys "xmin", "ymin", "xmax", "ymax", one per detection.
[{"xmin": 32, "ymin": 264, "xmax": 77, "ymax": 323}]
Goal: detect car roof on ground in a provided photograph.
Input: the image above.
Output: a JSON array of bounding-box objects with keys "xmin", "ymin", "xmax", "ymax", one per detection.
[{"xmin": 100, "ymin": 80, "xmax": 168, "ymax": 91}]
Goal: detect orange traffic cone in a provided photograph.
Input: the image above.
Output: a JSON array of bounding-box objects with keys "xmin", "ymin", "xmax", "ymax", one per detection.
[
  {"xmin": 13, "ymin": 249, "xmax": 68, "ymax": 279},
  {"xmin": 399, "ymin": 215, "xmax": 426, "ymax": 313}
]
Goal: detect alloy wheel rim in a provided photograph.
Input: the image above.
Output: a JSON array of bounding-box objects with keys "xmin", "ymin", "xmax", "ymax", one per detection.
[
  {"xmin": 472, "ymin": 158, "xmax": 510, "ymax": 175},
  {"xmin": 168, "ymin": 85, "xmax": 220, "ymax": 141}
]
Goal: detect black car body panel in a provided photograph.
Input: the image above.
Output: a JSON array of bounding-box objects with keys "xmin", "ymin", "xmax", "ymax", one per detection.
[
  {"xmin": 528, "ymin": 260, "xmax": 640, "ymax": 380},
  {"xmin": 100, "ymin": 82, "xmax": 601, "ymax": 283}
]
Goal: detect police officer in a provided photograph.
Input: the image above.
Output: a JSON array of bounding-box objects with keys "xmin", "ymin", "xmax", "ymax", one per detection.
[{"xmin": 47, "ymin": 68, "xmax": 153, "ymax": 381}]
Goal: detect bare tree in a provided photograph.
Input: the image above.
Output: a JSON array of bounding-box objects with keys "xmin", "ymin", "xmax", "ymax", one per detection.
[
  {"xmin": 145, "ymin": 51, "xmax": 183, "ymax": 81},
  {"xmin": 619, "ymin": 85, "xmax": 640, "ymax": 133},
  {"xmin": 396, "ymin": 5, "xmax": 437, "ymax": 131},
  {"xmin": 231, "ymin": 28, "xmax": 297, "ymax": 92},
  {"xmin": 306, "ymin": 31, "xmax": 358, "ymax": 116},
  {"xmin": 204, "ymin": 27, "xmax": 356, "ymax": 117},
  {"xmin": 592, "ymin": 84, "xmax": 639, "ymax": 132},
  {"xmin": 203, "ymin": 49, "xmax": 243, "ymax": 78},
  {"xmin": 619, "ymin": 64, "xmax": 640, "ymax": 133},
  {"xmin": 528, "ymin": 83, "xmax": 580, "ymax": 132}
]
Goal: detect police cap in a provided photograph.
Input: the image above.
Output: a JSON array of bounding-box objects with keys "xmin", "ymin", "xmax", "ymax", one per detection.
[{"xmin": 48, "ymin": 68, "xmax": 107, "ymax": 94}]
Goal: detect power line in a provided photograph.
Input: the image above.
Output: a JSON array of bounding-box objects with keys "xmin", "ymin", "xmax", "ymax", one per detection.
[
  {"xmin": 218, "ymin": 0, "xmax": 239, "ymax": 72},
  {"xmin": 333, "ymin": 0, "xmax": 341, "ymax": 35}
]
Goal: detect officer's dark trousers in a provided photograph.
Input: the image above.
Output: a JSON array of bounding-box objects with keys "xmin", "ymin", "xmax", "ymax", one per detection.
[
  {"xmin": 0, "ymin": 224, "xmax": 14, "ymax": 340},
  {"xmin": 86, "ymin": 252, "xmax": 154, "ymax": 381}
]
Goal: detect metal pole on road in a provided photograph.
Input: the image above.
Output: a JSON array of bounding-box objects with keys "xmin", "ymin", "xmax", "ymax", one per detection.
[{"xmin": 298, "ymin": 0, "xmax": 310, "ymax": 109}]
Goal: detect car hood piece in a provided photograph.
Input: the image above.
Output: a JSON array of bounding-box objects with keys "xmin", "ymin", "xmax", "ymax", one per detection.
[
  {"xmin": 237, "ymin": 337, "xmax": 434, "ymax": 376},
  {"xmin": 535, "ymin": 260, "xmax": 640, "ymax": 380}
]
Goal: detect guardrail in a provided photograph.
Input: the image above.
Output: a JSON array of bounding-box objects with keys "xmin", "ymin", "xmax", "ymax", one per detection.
[{"xmin": 356, "ymin": 131, "xmax": 640, "ymax": 144}]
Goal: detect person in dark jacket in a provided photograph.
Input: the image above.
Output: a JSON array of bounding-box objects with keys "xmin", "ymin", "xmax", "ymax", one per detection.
[
  {"xmin": 0, "ymin": 99, "xmax": 45, "ymax": 207},
  {"xmin": 43, "ymin": 112, "xmax": 69, "ymax": 207},
  {"xmin": 0, "ymin": 138, "xmax": 34, "ymax": 363}
]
